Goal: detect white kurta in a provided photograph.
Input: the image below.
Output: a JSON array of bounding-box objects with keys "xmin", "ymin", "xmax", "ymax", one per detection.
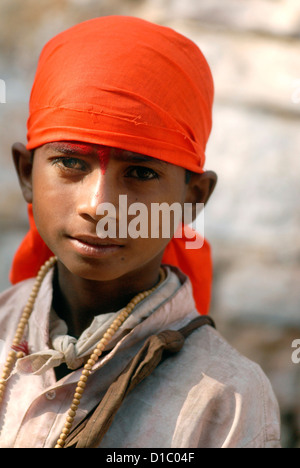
[{"xmin": 0, "ymin": 266, "xmax": 281, "ymax": 448}]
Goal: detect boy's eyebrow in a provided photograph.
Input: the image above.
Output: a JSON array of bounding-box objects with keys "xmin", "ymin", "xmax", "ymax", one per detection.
[
  {"xmin": 45, "ymin": 142, "xmax": 93, "ymax": 155},
  {"xmin": 44, "ymin": 142, "xmax": 168, "ymax": 166},
  {"xmin": 113, "ymin": 151, "xmax": 168, "ymax": 166}
]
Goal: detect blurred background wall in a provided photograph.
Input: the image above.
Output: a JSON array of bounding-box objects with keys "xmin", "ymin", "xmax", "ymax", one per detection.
[{"xmin": 0, "ymin": 0, "xmax": 299, "ymax": 447}]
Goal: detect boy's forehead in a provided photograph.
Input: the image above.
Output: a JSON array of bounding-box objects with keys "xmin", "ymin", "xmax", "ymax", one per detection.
[
  {"xmin": 43, "ymin": 141, "xmax": 169, "ymax": 166},
  {"xmin": 44, "ymin": 141, "xmax": 109, "ymax": 157}
]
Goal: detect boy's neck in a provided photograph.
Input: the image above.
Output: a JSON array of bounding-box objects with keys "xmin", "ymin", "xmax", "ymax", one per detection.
[{"xmin": 51, "ymin": 261, "xmax": 162, "ymax": 338}]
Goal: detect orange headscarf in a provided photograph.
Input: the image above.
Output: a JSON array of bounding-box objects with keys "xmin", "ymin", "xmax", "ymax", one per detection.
[{"xmin": 10, "ymin": 16, "xmax": 214, "ymax": 315}]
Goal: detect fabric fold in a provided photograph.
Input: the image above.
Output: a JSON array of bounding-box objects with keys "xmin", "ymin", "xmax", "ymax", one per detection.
[
  {"xmin": 64, "ymin": 316, "xmax": 215, "ymax": 448},
  {"xmin": 16, "ymin": 266, "xmax": 181, "ymax": 375}
]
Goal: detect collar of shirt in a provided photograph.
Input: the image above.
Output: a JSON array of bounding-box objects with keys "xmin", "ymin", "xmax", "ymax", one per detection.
[{"xmin": 15, "ymin": 265, "xmax": 199, "ymax": 378}]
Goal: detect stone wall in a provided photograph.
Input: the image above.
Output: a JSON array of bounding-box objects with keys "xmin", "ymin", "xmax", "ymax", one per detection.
[{"xmin": 0, "ymin": 0, "xmax": 299, "ymax": 447}]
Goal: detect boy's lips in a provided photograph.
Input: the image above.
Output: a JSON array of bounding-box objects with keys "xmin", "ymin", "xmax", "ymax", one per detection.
[
  {"xmin": 68, "ymin": 235, "xmax": 124, "ymax": 258},
  {"xmin": 71, "ymin": 235, "xmax": 124, "ymax": 247}
]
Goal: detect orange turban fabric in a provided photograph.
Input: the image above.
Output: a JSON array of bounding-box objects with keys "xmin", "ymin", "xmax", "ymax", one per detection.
[{"xmin": 10, "ymin": 16, "xmax": 214, "ymax": 315}]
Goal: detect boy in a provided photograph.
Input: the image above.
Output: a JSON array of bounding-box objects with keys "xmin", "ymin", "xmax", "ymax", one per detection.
[{"xmin": 0, "ymin": 16, "xmax": 280, "ymax": 448}]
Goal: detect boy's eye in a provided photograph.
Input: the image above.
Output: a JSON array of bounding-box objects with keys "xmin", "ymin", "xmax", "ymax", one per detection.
[
  {"xmin": 126, "ymin": 166, "xmax": 159, "ymax": 180},
  {"xmin": 52, "ymin": 157, "xmax": 88, "ymax": 172}
]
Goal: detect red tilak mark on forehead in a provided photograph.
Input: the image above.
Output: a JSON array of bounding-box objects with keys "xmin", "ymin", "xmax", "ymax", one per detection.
[
  {"xmin": 51, "ymin": 142, "xmax": 112, "ymax": 174},
  {"xmin": 97, "ymin": 146, "xmax": 111, "ymax": 175}
]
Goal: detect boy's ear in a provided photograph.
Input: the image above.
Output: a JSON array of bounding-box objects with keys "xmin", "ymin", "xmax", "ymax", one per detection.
[
  {"xmin": 185, "ymin": 170, "xmax": 217, "ymax": 206},
  {"xmin": 12, "ymin": 142, "xmax": 33, "ymax": 203}
]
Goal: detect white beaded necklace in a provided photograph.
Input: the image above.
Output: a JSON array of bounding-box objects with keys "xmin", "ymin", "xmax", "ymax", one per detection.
[{"xmin": 0, "ymin": 256, "xmax": 165, "ymax": 448}]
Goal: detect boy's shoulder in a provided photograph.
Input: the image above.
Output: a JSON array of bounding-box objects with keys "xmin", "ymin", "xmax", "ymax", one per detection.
[
  {"xmin": 0, "ymin": 277, "xmax": 36, "ymax": 305},
  {"xmin": 162, "ymin": 323, "xmax": 281, "ymax": 447},
  {"xmin": 0, "ymin": 278, "xmax": 35, "ymax": 337},
  {"xmin": 185, "ymin": 323, "xmax": 270, "ymax": 391},
  {"xmin": 158, "ymin": 321, "xmax": 272, "ymax": 394}
]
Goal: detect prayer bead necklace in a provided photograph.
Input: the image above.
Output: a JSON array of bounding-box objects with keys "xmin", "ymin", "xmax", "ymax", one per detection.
[{"xmin": 0, "ymin": 256, "xmax": 165, "ymax": 448}]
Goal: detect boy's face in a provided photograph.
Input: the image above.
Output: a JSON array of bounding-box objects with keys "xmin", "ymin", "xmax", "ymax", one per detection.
[{"xmin": 13, "ymin": 141, "xmax": 216, "ymax": 283}]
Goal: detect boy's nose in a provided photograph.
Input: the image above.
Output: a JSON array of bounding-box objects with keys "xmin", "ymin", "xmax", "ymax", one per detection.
[{"xmin": 76, "ymin": 170, "xmax": 116, "ymax": 221}]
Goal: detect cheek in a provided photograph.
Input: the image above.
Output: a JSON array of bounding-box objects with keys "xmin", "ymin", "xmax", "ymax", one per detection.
[
  {"xmin": 31, "ymin": 167, "xmax": 73, "ymax": 235},
  {"xmin": 125, "ymin": 181, "xmax": 186, "ymax": 239},
  {"xmin": 32, "ymin": 189, "xmax": 68, "ymax": 240},
  {"xmin": 121, "ymin": 237, "xmax": 169, "ymax": 269}
]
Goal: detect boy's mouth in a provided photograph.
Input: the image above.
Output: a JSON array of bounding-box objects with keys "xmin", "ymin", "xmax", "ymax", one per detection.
[
  {"xmin": 68, "ymin": 235, "xmax": 124, "ymax": 258},
  {"xmin": 72, "ymin": 235, "xmax": 124, "ymax": 246}
]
